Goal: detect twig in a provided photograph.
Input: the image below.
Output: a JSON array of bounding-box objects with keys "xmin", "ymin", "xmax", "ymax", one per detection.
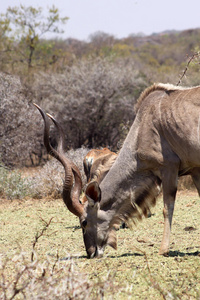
[
  {"xmin": 10, "ymin": 265, "xmax": 30, "ymax": 300},
  {"xmin": 51, "ymin": 250, "xmax": 60, "ymax": 275},
  {"xmin": 31, "ymin": 217, "xmax": 53, "ymax": 262},
  {"xmin": 177, "ymin": 52, "xmax": 200, "ymax": 86}
]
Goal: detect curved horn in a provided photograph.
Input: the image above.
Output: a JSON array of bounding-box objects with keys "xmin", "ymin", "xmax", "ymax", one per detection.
[
  {"xmin": 46, "ymin": 112, "xmax": 83, "ymax": 209},
  {"xmin": 34, "ymin": 103, "xmax": 84, "ymax": 217}
]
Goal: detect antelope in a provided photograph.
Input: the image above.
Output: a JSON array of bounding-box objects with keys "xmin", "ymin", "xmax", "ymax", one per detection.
[
  {"xmin": 83, "ymin": 148, "xmax": 117, "ymax": 182},
  {"xmin": 34, "ymin": 83, "xmax": 200, "ymax": 258},
  {"xmin": 34, "ymin": 104, "xmax": 117, "ymax": 256}
]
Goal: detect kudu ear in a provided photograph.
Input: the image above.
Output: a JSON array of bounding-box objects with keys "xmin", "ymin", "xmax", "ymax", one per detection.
[{"xmin": 85, "ymin": 181, "xmax": 101, "ymax": 207}]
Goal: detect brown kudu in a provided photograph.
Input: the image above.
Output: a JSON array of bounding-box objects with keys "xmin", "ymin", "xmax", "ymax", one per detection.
[
  {"xmin": 83, "ymin": 148, "xmax": 117, "ymax": 181},
  {"xmin": 34, "ymin": 83, "xmax": 200, "ymax": 258}
]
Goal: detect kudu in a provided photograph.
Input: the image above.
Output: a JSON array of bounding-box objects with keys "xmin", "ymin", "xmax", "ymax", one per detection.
[
  {"xmin": 81, "ymin": 148, "xmax": 117, "ymax": 207},
  {"xmin": 35, "ymin": 83, "xmax": 200, "ymax": 257},
  {"xmin": 34, "ymin": 103, "xmax": 117, "ymax": 257},
  {"xmin": 83, "ymin": 148, "xmax": 117, "ymax": 182}
]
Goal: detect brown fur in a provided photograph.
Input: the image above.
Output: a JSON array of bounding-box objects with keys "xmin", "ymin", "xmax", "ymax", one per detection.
[
  {"xmin": 90, "ymin": 154, "xmax": 117, "ymax": 183},
  {"xmin": 81, "ymin": 148, "xmax": 117, "ymax": 204},
  {"xmin": 83, "ymin": 148, "xmax": 117, "ymax": 182}
]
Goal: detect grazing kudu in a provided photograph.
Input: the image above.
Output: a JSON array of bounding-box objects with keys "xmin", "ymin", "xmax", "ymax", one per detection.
[
  {"xmin": 34, "ymin": 83, "xmax": 200, "ymax": 258},
  {"xmin": 34, "ymin": 104, "xmax": 117, "ymax": 257}
]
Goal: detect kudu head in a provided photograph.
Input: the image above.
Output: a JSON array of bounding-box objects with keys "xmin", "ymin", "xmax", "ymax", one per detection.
[{"xmin": 34, "ymin": 104, "xmax": 116, "ymax": 258}]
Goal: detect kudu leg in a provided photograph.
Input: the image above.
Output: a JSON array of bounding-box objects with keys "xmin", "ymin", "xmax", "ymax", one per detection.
[{"xmin": 159, "ymin": 169, "xmax": 178, "ymax": 256}]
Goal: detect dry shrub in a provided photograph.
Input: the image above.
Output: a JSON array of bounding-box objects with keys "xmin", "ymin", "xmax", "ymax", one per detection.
[
  {"xmin": 31, "ymin": 57, "xmax": 147, "ymax": 150},
  {"xmin": 0, "ymin": 253, "xmax": 81, "ymax": 299},
  {"xmin": 29, "ymin": 148, "xmax": 89, "ymax": 199},
  {"xmin": 1, "ymin": 57, "xmax": 147, "ymax": 167},
  {"xmin": 0, "ymin": 249, "xmax": 116, "ymax": 299},
  {"xmin": 0, "ymin": 72, "xmax": 44, "ymax": 168}
]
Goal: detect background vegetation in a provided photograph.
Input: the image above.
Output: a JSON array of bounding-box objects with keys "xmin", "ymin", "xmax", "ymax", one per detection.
[{"xmin": 1, "ymin": 5, "xmax": 200, "ymax": 168}]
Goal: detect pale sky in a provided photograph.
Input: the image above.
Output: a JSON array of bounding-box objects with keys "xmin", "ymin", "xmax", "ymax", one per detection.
[{"xmin": 1, "ymin": 0, "xmax": 200, "ymax": 41}]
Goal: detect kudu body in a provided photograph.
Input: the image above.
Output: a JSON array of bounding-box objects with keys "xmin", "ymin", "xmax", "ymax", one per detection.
[{"xmin": 34, "ymin": 83, "xmax": 200, "ymax": 258}]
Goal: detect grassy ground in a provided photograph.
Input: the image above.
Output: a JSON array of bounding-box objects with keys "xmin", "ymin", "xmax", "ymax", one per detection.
[{"xmin": 0, "ymin": 190, "xmax": 199, "ymax": 299}]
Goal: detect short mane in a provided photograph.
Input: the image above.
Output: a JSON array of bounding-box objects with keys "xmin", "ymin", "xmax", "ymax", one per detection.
[{"xmin": 135, "ymin": 83, "xmax": 189, "ymax": 112}]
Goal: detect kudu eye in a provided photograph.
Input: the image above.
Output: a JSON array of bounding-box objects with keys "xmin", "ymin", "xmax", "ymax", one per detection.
[{"xmin": 81, "ymin": 220, "xmax": 87, "ymax": 229}]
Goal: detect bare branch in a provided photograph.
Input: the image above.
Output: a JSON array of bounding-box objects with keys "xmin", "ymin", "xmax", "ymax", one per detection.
[
  {"xmin": 31, "ymin": 217, "xmax": 54, "ymax": 262},
  {"xmin": 177, "ymin": 52, "xmax": 200, "ymax": 86}
]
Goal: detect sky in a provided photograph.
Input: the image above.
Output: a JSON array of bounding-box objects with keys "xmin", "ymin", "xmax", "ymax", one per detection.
[{"xmin": 1, "ymin": 0, "xmax": 200, "ymax": 41}]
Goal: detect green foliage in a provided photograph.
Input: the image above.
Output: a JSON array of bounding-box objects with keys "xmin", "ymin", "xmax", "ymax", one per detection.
[
  {"xmin": 0, "ymin": 162, "xmax": 31, "ymax": 200},
  {"xmin": 1, "ymin": 5, "xmax": 200, "ymax": 82},
  {"xmin": 0, "ymin": 5, "xmax": 68, "ymax": 73},
  {"xmin": 112, "ymin": 43, "xmax": 135, "ymax": 57}
]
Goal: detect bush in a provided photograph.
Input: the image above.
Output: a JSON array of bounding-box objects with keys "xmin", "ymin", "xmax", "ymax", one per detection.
[
  {"xmin": 0, "ymin": 162, "xmax": 31, "ymax": 200},
  {"xmin": 0, "ymin": 72, "xmax": 45, "ymax": 167},
  {"xmin": 0, "ymin": 253, "xmax": 94, "ymax": 299},
  {"xmin": 31, "ymin": 57, "xmax": 147, "ymax": 150},
  {"xmin": 0, "ymin": 57, "xmax": 147, "ymax": 167},
  {"xmin": 29, "ymin": 148, "xmax": 89, "ymax": 199},
  {"xmin": 0, "ymin": 233, "xmax": 115, "ymax": 299}
]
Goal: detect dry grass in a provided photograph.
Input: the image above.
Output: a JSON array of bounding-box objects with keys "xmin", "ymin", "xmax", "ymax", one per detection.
[{"xmin": 0, "ymin": 188, "xmax": 199, "ymax": 299}]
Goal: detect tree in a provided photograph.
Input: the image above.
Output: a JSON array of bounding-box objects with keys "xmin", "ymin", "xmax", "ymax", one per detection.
[
  {"xmin": 89, "ymin": 31, "xmax": 115, "ymax": 56},
  {"xmin": 0, "ymin": 16, "xmax": 13, "ymax": 72},
  {"xmin": 0, "ymin": 5, "xmax": 68, "ymax": 72}
]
